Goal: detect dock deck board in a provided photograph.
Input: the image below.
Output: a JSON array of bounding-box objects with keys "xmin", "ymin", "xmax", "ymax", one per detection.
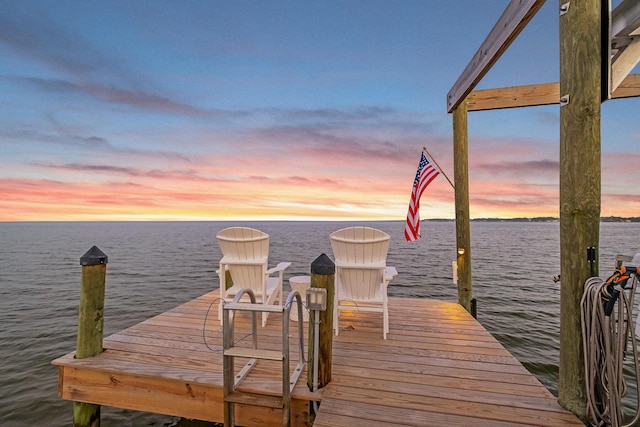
[{"xmin": 53, "ymin": 290, "xmax": 583, "ymax": 426}]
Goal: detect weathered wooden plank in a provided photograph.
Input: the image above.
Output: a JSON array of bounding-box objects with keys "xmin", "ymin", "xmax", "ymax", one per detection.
[
  {"xmin": 59, "ymin": 365, "xmax": 223, "ymax": 421},
  {"xmin": 53, "ymin": 291, "xmax": 581, "ymax": 426},
  {"xmin": 331, "ymin": 366, "xmax": 551, "ymax": 398},
  {"xmin": 446, "ymin": 0, "xmax": 546, "ymax": 112},
  {"xmin": 328, "ymin": 375, "xmax": 565, "ymax": 413},
  {"xmin": 333, "ymin": 333, "xmax": 515, "ymax": 357},
  {"xmin": 313, "ymin": 412, "xmax": 409, "ymax": 427},
  {"xmin": 56, "ymin": 356, "xmax": 314, "ymax": 426},
  {"xmin": 105, "ymin": 333, "xmax": 218, "ymax": 353},
  {"xmin": 465, "ymin": 73, "xmax": 640, "ymax": 111},
  {"xmin": 53, "ymin": 352, "xmax": 223, "ymax": 384},
  {"xmin": 106, "ymin": 328, "xmax": 304, "ymax": 359},
  {"xmin": 331, "ymin": 355, "xmax": 540, "ymax": 387},
  {"xmin": 225, "ymin": 391, "xmax": 283, "ymax": 409},
  {"xmin": 321, "ymin": 384, "xmax": 584, "ymax": 426},
  {"xmin": 313, "ymin": 398, "xmax": 535, "ymax": 427},
  {"xmin": 334, "ymin": 326, "xmax": 505, "ymax": 349},
  {"xmin": 467, "ymin": 82, "xmax": 558, "ymax": 111},
  {"xmin": 612, "ymin": 72, "xmax": 640, "ymax": 98},
  {"xmin": 332, "ymin": 347, "xmax": 532, "ymax": 376},
  {"xmin": 86, "ymin": 348, "xmax": 222, "ymax": 373},
  {"xmin": 611, "ymin": 39, "xmax": 640, "ymax": 91},
  {"xmin": 58, "ymin": 366, "xmax": 304, "ymax": 426}
]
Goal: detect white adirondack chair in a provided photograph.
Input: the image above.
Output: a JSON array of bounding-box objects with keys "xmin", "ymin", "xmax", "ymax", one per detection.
[
  {"xmin": 216, "ymin": 227, "xmax": 291, "ymax": 327},
  {"xmin": 330, "ymin": 226, "xmax": 398, "ymax": 339}
]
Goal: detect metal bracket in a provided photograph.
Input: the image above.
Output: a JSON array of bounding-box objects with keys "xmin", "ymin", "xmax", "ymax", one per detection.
[
  {"xmin": 560, "ymin": 94, "xmax": 570, "ymax": 106},
  {"xmin": 587, "ymin": 246, "xmax": 597, "ymax": 277},
  {"xmin": 560, "ymin": 2, "xmax": 570, "ymax": 16}
]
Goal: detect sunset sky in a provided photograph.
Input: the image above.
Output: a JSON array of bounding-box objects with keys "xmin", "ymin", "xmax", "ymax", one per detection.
[{"xmin": 1, "ymin": 1, "xmax": 638, "ymax": 221}]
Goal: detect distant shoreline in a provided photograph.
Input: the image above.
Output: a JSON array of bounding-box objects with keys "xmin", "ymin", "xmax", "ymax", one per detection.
[
  {"xmin": 1, "ymin": 217, "xmax": 639, "ymax": 224},
  {"xmin": 427, "ymin": 216, "xmax": 640, "ymax": 223}
]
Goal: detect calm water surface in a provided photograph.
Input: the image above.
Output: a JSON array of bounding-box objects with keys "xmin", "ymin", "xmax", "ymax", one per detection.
[{"xmin": 1, "ymin": 221, "xmax": 639, "ymax": 426}]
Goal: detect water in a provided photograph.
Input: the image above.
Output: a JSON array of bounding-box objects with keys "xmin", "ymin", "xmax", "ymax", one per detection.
[{"xmin": 1, "ymin": 220, "xmax": 639, "ymax": 426}]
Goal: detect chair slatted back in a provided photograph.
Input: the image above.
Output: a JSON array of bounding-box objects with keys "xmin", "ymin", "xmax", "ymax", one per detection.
[
  {"xmin": 217, "ymin": 227, "xmax": 269, "ymax": 295},
  {"xmin": 330, "ymin": 227, "xmax": 390, "ymax": 264},
  {"xmin": 338, "ymin": 268, "xmax": 383, "ymax": 300},
  {"xmin": 330, "ymin": 227, "xmax": 390, "ymax": 300},
  {"xmin": 217, "ymin": 227, "xmax": 269, "ymax": 260}
]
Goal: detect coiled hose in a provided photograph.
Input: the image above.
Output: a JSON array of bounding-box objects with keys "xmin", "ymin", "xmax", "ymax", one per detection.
[{"xmin": 581, "ymin": 267, "xmax": 640, "ymax": 427}]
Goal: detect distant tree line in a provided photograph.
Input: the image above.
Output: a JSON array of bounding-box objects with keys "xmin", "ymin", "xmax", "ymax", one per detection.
[
  {"xmin": 600, "ymin": 216, "xmax": 640, "ymax": 223},
  {"xmin": 426, "ymin": 217, "xmax": 640, "ymax": 222}
]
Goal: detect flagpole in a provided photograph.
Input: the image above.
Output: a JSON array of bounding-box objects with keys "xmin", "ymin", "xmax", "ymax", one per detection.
[{"xmin": 423, "ymin": 146, "xmax": 455, "ymax": 189}]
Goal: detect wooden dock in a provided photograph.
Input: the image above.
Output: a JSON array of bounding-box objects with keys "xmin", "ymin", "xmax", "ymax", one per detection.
[{"xmin": 53, "ymin": 290, "xmax": 584, "ymax": 426}]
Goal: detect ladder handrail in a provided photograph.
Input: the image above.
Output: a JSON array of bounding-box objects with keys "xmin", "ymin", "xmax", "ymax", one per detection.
[
  {"xmin": 284, "ymin": 290, "xmax": 306, "ymax": 367},
  {"xmin": 222, "ymin": 287, "xmax": 307, "ymax": 427}
]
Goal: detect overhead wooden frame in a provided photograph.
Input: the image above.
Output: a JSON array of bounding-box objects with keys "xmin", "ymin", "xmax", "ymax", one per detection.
[
  {"xmin": 446, "ymin": 0, "xmax": 639, "ymax": 419},
  {"xmin": 448, "ymin": 0, "xmax": 640, "ymax": 113},
  {"xmin": 466, "ymin": 73, "xmax": 640, "ymax": 111},
  {"xmin": 446, "ymin": 0, "xmax": 545, "ymax": 113}
]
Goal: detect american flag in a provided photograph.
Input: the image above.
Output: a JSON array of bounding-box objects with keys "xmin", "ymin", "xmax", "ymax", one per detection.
[{"xmin": 405, "ymin": 151, "xmax": 440, "ymax": 241}]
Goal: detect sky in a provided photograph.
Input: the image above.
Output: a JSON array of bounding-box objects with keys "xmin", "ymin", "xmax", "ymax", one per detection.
[{"xmin": 1, "ymin": 1, "xmax": 638, "ymax": 222}]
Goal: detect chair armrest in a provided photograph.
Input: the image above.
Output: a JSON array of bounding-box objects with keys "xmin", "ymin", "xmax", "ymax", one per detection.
[
  {"xmin": 266, "ymin": 262, "xmax": 292, "ymax": 275},
  {"xmin": 335, "ymin": 260, "xmax": 386, "ymax": 269},
  {"xmin": 220, "ymin": 255, "xmax": 267, "ymax": 266},
  {"xmin": 384, "ymin": 266, "xmax": 398, "ymax": 281},
  {"xmin": 215, "ymin": 265, "xmax": 230, "ymax": 274}
]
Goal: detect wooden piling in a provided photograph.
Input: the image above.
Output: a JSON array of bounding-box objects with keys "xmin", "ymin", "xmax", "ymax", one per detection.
[
  {"xmin": 558, "ymin": 0, "xmax": 601, "ymax": 419},
  {"xmin": 453, "ymin": 98, "xmax": 473, "ymax": 313},
  {"xmin": 307, "ymin": 253, "xmax": 334, "ymax": 390},
  {"xmin": 74, "ymin": 246, "xmax": 108, "ymax": 427}
]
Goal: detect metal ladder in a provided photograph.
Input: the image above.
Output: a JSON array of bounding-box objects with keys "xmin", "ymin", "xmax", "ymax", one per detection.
[{"xmin": 222, "ymin": 288, "xmax": 306, "ymax": 427}]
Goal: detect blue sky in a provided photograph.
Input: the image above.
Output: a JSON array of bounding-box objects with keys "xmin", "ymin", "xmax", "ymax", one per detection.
[{"xmin": 1, "ymin": 1, "xmax": 638, "ymax": 221}]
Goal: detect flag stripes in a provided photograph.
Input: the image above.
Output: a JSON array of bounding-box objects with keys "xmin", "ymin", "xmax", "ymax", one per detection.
[{"xmin": 405, "ymin": 151, "xmax": 440, "ymax": 241}]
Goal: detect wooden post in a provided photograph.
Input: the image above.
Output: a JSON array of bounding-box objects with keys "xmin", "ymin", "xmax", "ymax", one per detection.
[
  {"xmin": 307, "ymin": 253, "xmax": 334, "ymax": 390},
  {"xmin": 558, "ymin": 0, "xmax": 601, "ymax": 419},
  {"xmin": 74, "ymin": 246, "xmax": 108, "ymax": 427},
  {"xmin": 453, "ymin": 98, "xmax": 473, "ymax": 313}
]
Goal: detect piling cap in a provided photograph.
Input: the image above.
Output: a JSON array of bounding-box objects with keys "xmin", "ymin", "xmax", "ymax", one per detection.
[
  {"xmin": 311, "ymin": 253, "xmax": 335, "ymax": 275},
  {"xmin": 80, "ymin": 246, "xmax": 108, "ymax": 266}
]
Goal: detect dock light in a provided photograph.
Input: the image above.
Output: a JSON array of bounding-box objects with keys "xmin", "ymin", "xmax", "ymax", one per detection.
[
  {"xmin": 457, "ymin": 247, "xmax": 465, "ymax": 255},
  {"xmin": 306, "ymin": 287, "xmax": 327, "ymax": 312}
]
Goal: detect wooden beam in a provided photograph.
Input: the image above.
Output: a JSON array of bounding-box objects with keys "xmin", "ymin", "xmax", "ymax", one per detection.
[
  {"xmin": 452, "ymin": 100, "xmax": 472, "ymax": 313},
  {"xmin": 612, "ymin": 39, "xmax": 640, "ymax": 91},
  {"xmin": 449, "ymin": 0, "xmax": 639, "ymax": 112},
  {"xmin": 446, "ymin": 0, "xmax": 546, "ymax": 113},
  {"xmin": 465, "ymin": 74, "xmax": 640, "ymax": 111},
  {"xmin": 467, "ymin": 82, "xmax": 558, "ymax": 111},
  {"xmin": 558, "ymin": 0, "xmax": 601, "ymax": 420},
  {"xmin": 611, "ymin": 72, "xmax": 640, "ymax": 98}
]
